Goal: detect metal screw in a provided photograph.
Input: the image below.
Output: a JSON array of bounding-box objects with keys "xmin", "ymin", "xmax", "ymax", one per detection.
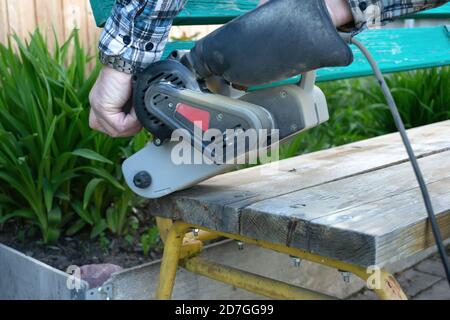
[
  {"xmin": 168, "ymin": 102, "xmax": 174, "ymax": 109},
  {"xmin": 216, "ymin": 113, "xmax": 224, "ymax": 122},
  {"xmin": 154, "ymin": 138, "xmax": 163, "ymax": 146},
  {"xmin": 290, "ymin": 124, "xmax": 298, "ymax": 132},
  {"xmin": 236, "ymin": 241, "xmax": 244, "ymax": 250},
  {"xmin": 290, "ymin": 255, "xmax": 302, "ymax": 268},
  {"xmin": 339, "ymin": 270, "xmax": 351, "ymax": 283},
  {"xmin": 280, "ymin": 90, "xmax": 288, "ymax": 98},
  {"xmin": 192, "ymin": 229, "xmax": 199, "ymax": 237},
  {"xmin": 133, "ymin": 171, "xmax": 152, "ymax": 189}
]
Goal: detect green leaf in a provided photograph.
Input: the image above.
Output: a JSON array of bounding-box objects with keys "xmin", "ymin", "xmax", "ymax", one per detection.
[
  {"xmin": 0, "ymin": 209, "xmax": 34, "ymax": 224},
  {"xmin": 43, "ymin": 180, "xmax": 54, "ymax": 213},
  {"xmin": 83, "ymin": 178, "xmax": 104, "ymax": 210},
  {"xmin": 72, "ymin": 149, "xmax": 113, "ymax": 165},
  {"xmin": 71, "ymin": 201, "xmax": 93, "ymax": 225},
  {"xmin": 48, "ymin": 206, "xmax": 62, "ymax": 227},
  {"xmin": 79, "ymin": 166, "xmax": 125, "ymax": 191},
  {"xmin": 90, "ymin": 219, "xmax": 108, "ymax": 239},
  {"xmin": 106, "ymin": 207, "xmax": 117, "ymax": 234},
  {"xmin": 44, "ymin": 206, "xmax": 62, "ymax": 244},
  {"xmin": 46, "ymin": 227, "xmax": 60, "ymax": 244},
  {"xmin": 66, "ymin": 219, "xmax": 86, "ymax": 236}
]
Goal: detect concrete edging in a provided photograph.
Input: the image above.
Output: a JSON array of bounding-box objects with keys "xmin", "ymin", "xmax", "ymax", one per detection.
[{"xmin": 0, "ymin": 240, "xmax": 444, "ymax": 300}]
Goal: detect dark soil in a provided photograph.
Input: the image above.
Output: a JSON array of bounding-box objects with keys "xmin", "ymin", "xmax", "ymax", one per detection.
[{"xmin": 0, "ymin": 205, "xmax": 163, "ymax": 272}]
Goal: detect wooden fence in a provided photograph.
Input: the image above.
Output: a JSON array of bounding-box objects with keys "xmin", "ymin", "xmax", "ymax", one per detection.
[
  {"xmin": 0, "ymin": 0, "xmax": 213, "ymax": 54},
  {"xmin": 0, "ymin": 0, "xmax": 101, "ymax": 53}
]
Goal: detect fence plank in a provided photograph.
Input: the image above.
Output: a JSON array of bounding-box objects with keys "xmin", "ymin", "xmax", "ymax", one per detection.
[
  {"xmin": 85, "ymin": 0, "xmax": 101, "ymax": 54},
  {"xmin": 0, "ymin": 0, "xmax": 9, "ymax": 44},
  {"xmin": 35, "ymin": 0, "xmax": 65, "ymax": 48},
  {"xmin": 6, "ymin": 0, "xmax": 37, "ymax": 40},
  {"xmin": 62, "ymin": 0, "xmax": 90, "ymax": 45}
]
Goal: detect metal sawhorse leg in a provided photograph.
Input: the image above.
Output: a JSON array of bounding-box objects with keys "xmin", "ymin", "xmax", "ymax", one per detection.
[{"xmin": 154, "ymin": 218, "xmax": 407, "ymax": 300}]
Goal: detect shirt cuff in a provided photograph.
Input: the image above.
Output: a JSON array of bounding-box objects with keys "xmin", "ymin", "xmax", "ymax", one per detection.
[{"xmin": 98, "ymin": 0, "xmax": 186, "ymax": 72}]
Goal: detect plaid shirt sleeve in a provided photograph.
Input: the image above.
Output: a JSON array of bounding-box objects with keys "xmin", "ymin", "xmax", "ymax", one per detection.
[
  {"xmin": 345, "ymin": 0, "xmax": 449, "ymax": 32},
  {"xmin": 99, "ymin": 0, "xmax": 187, "ymax": 72}
]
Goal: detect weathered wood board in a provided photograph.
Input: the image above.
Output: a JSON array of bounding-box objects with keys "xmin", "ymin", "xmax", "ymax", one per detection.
[{"xmin": 148, "ymin": 121, "xmax": 450, "ymax": 267}]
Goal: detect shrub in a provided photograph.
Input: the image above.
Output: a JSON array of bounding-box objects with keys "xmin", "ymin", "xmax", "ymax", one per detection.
[
  {"xmin": 0, "ymin": 30, "xmax": 147, "ymax": 243},
  {"xmin": 281, "ymin": 67, "xmax": 450, "ymax": 158}
]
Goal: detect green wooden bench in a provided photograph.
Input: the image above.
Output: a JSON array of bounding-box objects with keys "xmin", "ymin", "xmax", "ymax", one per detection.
[
  {"xmin": 90, "ymin": 1, "xmax": 450, "ymax": 27},
  {"xmin": 90, "ymin": 0, "xmax": 450, "ymax": 89},
  {"xmin": 163, "ymin": 26, "xmax": 450, "ymax": 91}
]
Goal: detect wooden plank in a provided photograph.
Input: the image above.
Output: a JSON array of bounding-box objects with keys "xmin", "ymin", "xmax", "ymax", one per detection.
[
  {"xmin": 62, "ymin": 0, "xmax": 90, "ymax": 45},
  {"xmin": 88, "ymin": 0, "xmax": 114, "ymax": 27},
  {"xmin": 89, "ymin": 0, "xmax": 259, "ymax": 27},
  {"xmin": 0, "ymin": 0, "xmax": 9, "ymax": 44},
  {"xmin": 6, "ymin": 0, "xmax": 37, "ymax": 40},
  {"xmin": 85, "ymin": 0, "xmax": 102, "ymax": 55},
  {"xmin": 313, "ymin": 178, "xmax": 450, "ymax": 267},
  {"xmin": 149, "ymin": 121, "xmax": 450, "ymax": 234},
  {"xmin": 34, "ymin": 0, "xmax": 65, "ymax": 49},
  {"xmin": 240, "ymin": 151, "xmax": 450, "ymax": 266},
  {"xmin": 163, "ymin": 26, "xmax": 450, "ymax": 88},
  {"xmin": 174, "ymin": 0, "xmax": 258, "ymax": 25},
  {"xmin": 90, "ymin": 0, "xmax": 449, "ymax": 27},
  {"xmin": 405, "ymin": 3, "xmax": 450, "ymax": 19},
  {"xmin": 315, "ymin": 26, "xmax": 450, "ymax": 83}
]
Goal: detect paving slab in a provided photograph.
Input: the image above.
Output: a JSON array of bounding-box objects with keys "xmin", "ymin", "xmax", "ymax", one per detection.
[
  {"xmin": 415, "ymin": 259, "xmax": 447, "ymax": 278},
  {"xmin": 396, "ymin": 269, "xmax": 441, "ymax": 298},
  {"xmin": 414, "ymin": 280, "xmax": 450, "ymax": 300}
]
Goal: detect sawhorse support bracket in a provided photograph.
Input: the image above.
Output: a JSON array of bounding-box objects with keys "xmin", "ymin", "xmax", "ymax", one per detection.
[{"xmin": 154, "ymin": 218, "xmax": 407, "ymax": 300}]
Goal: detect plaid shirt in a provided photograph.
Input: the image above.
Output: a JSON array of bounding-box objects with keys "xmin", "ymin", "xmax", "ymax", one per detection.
[{"xmin": 99, "ymin": 0, "xmax": 448, "ymax": 72}]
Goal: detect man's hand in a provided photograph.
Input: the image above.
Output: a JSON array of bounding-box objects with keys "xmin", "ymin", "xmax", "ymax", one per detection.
[
  {"xmin": 325, "ymin": 0, "xmax": 353, "ymax": 26},
  {"xmin": 89, "ymin": 66, "xmax": 142, "ymax": 137}
]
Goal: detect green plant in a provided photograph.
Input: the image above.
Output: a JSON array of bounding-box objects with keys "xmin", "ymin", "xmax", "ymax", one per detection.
[
  {"xmin": 0, "ymin": 30, "xmax": 148, "ymax": 243},
  {"xmin": 140, "ymin": 225, "xmax": 160, "ymax": 256},
  {"xmin": 280, "ymin": 67, "xmax": 450, "ymax": 159},
  {"xmin": 363, "ymin": 67, "xmax": 450, "ymax": 132}
]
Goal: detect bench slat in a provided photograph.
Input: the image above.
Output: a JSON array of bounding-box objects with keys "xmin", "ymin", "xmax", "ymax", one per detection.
[
  {"xmin": 241, "ymin": 151, "xmax": 450, "ymax": 266},
  {"xmin": 163, "ymin": 26, "xmax": 450, "ymax": 87},
  {"xmin": 149, "ymin": 121, "xmax": 450, "ymax": 268},
  {"xmin": 90, "ymin": 0, "xmax": 450, "ymax": 27},
  {"xmin": 407, "ymin": 3, "xmax": 450, "ymax": 19},
  {"xmin": 316, "ymin": 177, "xmax": 450, "ymax": 267}
]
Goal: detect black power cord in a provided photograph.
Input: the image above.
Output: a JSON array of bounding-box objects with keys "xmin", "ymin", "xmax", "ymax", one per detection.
[{"xmin": 349, "ymin": 37, "xmax": 450, "ymax": 287}]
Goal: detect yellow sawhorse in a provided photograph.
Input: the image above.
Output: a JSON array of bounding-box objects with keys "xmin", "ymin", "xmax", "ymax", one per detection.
[{"xmin": 154, "ymin": 218, "xmax": 407, "ymax": 300}]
